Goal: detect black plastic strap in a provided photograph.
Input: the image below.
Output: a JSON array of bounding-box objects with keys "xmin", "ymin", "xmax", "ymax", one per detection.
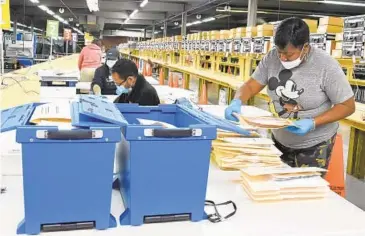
[
  {"xmin": 152, "ymin": 129, "xmax": 193, "ymax": 138},
  {"xmin": 205, "ymin": 200, "xmax": 237, "ymax": 223},
  {"xmin": 47, "ymin": 130, "xmax": 93, "ymax": 140}
]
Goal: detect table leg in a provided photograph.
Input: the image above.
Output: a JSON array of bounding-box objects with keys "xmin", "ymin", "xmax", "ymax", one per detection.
[{"xmin": 347, "ymin": 127, "xmax": 365, "ymax": 179}]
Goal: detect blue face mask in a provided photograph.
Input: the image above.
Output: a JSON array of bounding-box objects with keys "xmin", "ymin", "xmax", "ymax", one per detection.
[{"xmin": 116, "ymin": 85, "xmax": 129, "ymax": 95}]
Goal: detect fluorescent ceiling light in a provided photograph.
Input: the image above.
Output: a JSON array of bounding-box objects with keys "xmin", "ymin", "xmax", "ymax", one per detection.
[
  {"xmin": 124, "ymin": 18, "xmax": 130, "ymax": 24},
  {"xmin": 53, "ymin": 14, "xmax": 69, "ymax": 24},
  {"xmin": 86, "ymin": 0, "xmax": 99, "ymax": 12},
  {"xmin": 216, "ymin": 7, "xmax": 267, "ymax": 14},
  {"xmin": 191, "ymin": 20, "xmax": 202, "ymax": 25},
  {"xmin": 154, "ymin": 31, "xmax": 159, "ymax": 34},
  {"xmin": 29, "ymin": 0, "xmax": 39, "ymax": 3},
  {"xmin": 140, "ymin": 0, "xmax": 148, "ymax": 8},
  {"xmin": 202, "ymin": 17, "xmax": 215, "ymax": 22},
  {"xmin": 38, "ymin": 5, "xmax": 49, "ymax": 11},
  {"xmin": 46, "ymin": 9, "xmax": 55, "ymax": 15},
  {"xmin": 308, "ymin": 14, "xmax": 328, "ymax": 18},
  {"xmin": 130, "ymin": 9, "xmax": 138, "ymax": 18},
  {"xmin": 186, "ymin": 23, "xmax": 193, "ymax": 27},
  {"xmin": 321, "ymin": 0, "xmax": 365, "ymax": 7}
]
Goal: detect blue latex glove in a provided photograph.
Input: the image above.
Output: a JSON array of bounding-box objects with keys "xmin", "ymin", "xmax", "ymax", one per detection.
[
  {"xmin": 285, "ymin": 119, "xmax": 315, "ymax": 136},
  {"xmin": 225, "ymin": 99, "xmax": 242, "ymax": 121}
]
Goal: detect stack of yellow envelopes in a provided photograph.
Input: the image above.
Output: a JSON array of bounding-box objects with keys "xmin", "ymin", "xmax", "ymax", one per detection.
[
  {"xmin": 211, "ymin": 134, "xmax": 285, "ymax": 170},
  {"xmin": 240, "ymin": 167, "xmax": 330, "ymax": 202}
]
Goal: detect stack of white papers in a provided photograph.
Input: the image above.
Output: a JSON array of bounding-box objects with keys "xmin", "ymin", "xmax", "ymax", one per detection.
[
  {"xmin": 237, "ymin": 115, "xmax": 293, "ymax": 129},
  {"xmin": 240, "ymin": 166, "xmax": 330, "ymax": 202},
  {"xmin": 211, "ymin": 136, "xmax": 285, "ymax": 170},
  {"xmin": 30, "ymin": 102, "xmax": 72, "ymax": 124}
]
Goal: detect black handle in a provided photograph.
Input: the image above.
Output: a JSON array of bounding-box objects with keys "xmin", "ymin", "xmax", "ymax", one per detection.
[
  {"xmin": 47, "ymin": 130, "xmax": 93, "ymax": 140},
  {"xmin": 152, "ymin": 129, "xmax": 193, "ymax": 138}
]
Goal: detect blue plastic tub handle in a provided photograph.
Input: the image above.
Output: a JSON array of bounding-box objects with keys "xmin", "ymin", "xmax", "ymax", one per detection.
[
  {"xmin": 46, "ymin": 130, "xmax": 93, "ymax": 140},
  {"xmin": 152, "ymin": 129, "xmax": 193, "ymax": 138}
]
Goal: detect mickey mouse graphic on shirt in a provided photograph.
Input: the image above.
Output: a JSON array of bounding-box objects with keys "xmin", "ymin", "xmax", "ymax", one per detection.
[{"xmin": 268, "ymin": 69, "xmax": 304, "ymax": 119}]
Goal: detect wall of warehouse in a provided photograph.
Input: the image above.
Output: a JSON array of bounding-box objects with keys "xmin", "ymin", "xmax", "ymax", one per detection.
[{"xmin": 102, "ymin": 36, "xmax": 128, "ymax": 50}]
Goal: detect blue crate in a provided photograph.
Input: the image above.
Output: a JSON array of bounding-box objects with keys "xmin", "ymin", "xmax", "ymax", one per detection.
[
  {"xmin": 113, "ymin": 104, "xmax": 217, "ymax": 226},
  {"xmin": 1, "ymin": 102, "xmax": 121, "ymax": 235}
]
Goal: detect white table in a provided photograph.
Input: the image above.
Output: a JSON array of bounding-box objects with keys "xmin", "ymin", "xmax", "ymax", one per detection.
[
  {"xmin": 1, "ymin": 89, "xmax": 365, "ymax": 236},
  {"xmin": 1, "ymin": 165, "xmax": 365, "ymax": 236}
]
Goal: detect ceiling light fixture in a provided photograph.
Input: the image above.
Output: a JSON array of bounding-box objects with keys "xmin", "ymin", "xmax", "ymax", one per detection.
[
  {"xmin": 53, "ymin": 14, "xmax": 69, "ymax": 25},
  {"xmin": 140, "ymin": 0, "xmax": 149, "ymax": 8},
  {"xmin": 124, "ymin": 18, "xmax": 130, "ymax": 24},
  {"xmin": 202, "ymin": 17, "xmax": 215, "ymax": 22},
  {"xmin": 216, "ymin": 7, "xmax": 267, "ymax": 14},
  {"xmin": 29, "ymin": 0, "xmax": 39, "ymax": 3},
  {"xmin": 46, "ymin": 9, "xmax": 55, "ymax": 15},
  {"xmin": 308, "ymin": 14, "xmax": 328, "ymax": 18},
  {"xmin": 38, "ymin": 5, "xmax": 49, "ymax": 11},
  {"xmin": 320, "ymin": 0, "xmax": 365, "ymax": 7},
  {"xmin": 191, "ymin": 20, "xmax": 202, "ymax": 25},
  {"xmin": 86, "ymin": 0, "xmax": 100, "ymax": 12},
  {"xmin": 130, "ymin": 9, "xmax": 139, "ymax": 18}
]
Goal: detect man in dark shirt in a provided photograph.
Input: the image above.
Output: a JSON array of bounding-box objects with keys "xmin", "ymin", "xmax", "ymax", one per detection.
[
  {"xmin": 111, "ymin": 58, "xmax": 160, "ymax": 105},
  {"xmin": 91, "ymin": 47, "xmax": 120, "ymax": 95}
]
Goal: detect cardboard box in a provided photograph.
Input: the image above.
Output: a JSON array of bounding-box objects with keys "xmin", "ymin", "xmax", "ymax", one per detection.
[
  {"xmin": 320, "ymin": 17, "xmax": 344, "ymax": 27},
  {"xmin": 201, "ymin": 31, "xmax": 209, "ymax": 40},
  {"xmin": 236, "ymin": 27, "xmax": 246, "ymax": 33},
  {"xmin": 229, "ymin": 28, "xmax": 236, "ymax": 39},
  {"xmin": 332, "ymin": 49, "xmax": 342, "ymax": 58},
  {"xmin": 335, "ymin": 33, "xmax": 344, "ymax": 41},
  {"xmin": 317, "ymin": 25, "xmax": 343, "ymax": 34},
  {"xmin": 246, "ymin": 27, "xmax": 257, "ymax": 37},
  {"xmin": 197, "ymin": 32, "xmax": 202, "ymax": 40},
  {"xmin": 235, "ymin": 27, "xmax": 246, "ymax": 38},
  {"xmin": 210, "ymin": 31, "xmax": 219, "ymax": 40},
  {"xmin": 303, "ymin": 19, "xmax": 318, "ymax": 33},
  {"xmin": 257, "ymin": 24, "xmax": 274, "ymax": 37},
  {"xmin": 336, "ymin": 42, "xmax": 343, "ymax": 50},
  {"xmin": 257, "ymin": 30, "xmax": 274, "ymax": 37},
  {"xmin": 235, "ymin": 31, "xmax": 246, "ymax": 38},
  {"xmin": 220, "ymin": 30, "xmax": 230, "ymax": 39},
  {"xmin": 257, "ymin": 24, "xmax": 274, "ymax": 31}
]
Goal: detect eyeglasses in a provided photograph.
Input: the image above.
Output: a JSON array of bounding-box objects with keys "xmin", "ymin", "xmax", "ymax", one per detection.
[{"xmin": 114, "ymin": 79, "xmax": 127, "ymax": 86}]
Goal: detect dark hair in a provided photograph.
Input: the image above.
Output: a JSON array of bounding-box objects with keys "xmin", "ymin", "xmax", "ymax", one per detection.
[
  {"xmin": 111, "ymin": 59, "xmax": 138, "ymax": 79},
  {"xmin": 92, "ymin": 39, "xmax": 102, "ymax": 47},
  {"xmin": 274, "ymin": 17, "xmax": 310, "ymax": 49}
]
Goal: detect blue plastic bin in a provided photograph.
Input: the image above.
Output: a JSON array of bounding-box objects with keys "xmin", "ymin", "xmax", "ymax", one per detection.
[
  {"xmin": 114, "ymin": 104, "xmax": 217, "ymax": 226},
  {"xmin": 1, "ymin": 102, "xmax": 121, "ymax": 235}
]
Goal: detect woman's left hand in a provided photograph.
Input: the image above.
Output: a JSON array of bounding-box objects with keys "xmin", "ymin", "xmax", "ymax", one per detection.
[{"xmin": 285, "ymin": 119, "xmax": 315, "ymax": 136}]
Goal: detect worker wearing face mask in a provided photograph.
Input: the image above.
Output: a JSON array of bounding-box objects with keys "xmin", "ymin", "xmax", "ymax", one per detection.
[
  {"xmin": 91, "ymin": 47, "xmax": 120, "ymax": 95},
  {"xmin": 225, "ymin": 17, "xmax": 355, "ymax": 169},
  {"xmin": 111, "ymin": 58, "xmax": 160, "ymax": 105}
]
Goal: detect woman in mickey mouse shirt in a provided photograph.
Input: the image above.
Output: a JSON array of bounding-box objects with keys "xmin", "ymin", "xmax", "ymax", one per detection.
[{"xmin": 225, "ymin": 17, "xmax": 355, "ymax": 169}]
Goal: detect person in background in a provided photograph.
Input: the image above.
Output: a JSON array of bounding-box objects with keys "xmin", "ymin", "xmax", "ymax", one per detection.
[
  {"xmin": 91, "ymin": 47, "xmax": 120, "ymax": 95},
  {"xmin": 224, "ymin": 17, "xmax": 355, "ymax": 169},
  {"xmin": 78, "ymin": 39, "xmax": 102, "ymax": 83},
  {"xmin": 111, "ymin": 58, "xmax": 160, "ymax": 105}
]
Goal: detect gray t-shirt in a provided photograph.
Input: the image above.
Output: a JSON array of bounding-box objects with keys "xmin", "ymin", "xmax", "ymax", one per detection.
[{"xmin": 252, "ymin": 47, "xmax": 354, "ymax": 149}]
